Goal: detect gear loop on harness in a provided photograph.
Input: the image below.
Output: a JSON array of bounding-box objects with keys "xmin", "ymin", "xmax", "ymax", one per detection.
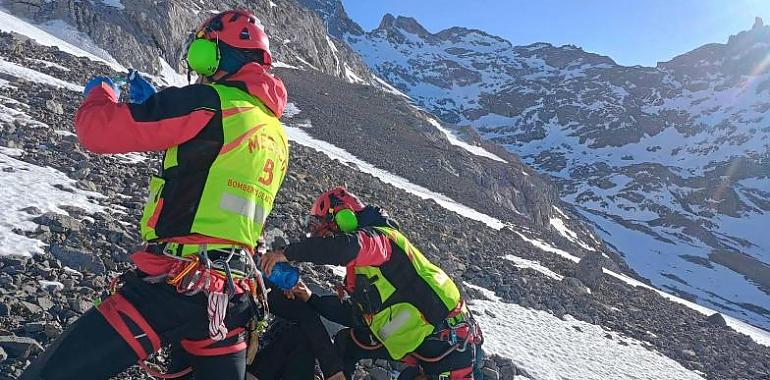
[{"xmin": 410, "ymin": 312, "xmax": 482, "ymax": 363}]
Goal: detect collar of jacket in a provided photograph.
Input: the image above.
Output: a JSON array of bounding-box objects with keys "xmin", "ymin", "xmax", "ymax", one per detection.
[{"xmin": 217, "ymin": 63, "xmax": 287, "ymax": 118}]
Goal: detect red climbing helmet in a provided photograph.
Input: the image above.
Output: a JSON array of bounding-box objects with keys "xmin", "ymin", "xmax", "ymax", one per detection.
[
  {"xmin": 195, "ymin": 9, "xmax": 272, "ymax": 66},
  {"xmin": 307, "ymin": 187, "xmax": 366, "ymax": 236}
]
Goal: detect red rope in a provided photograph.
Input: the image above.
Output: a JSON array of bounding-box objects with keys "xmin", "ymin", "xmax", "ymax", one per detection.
[{"xmin": 349, "ymin": 329, "xmax": 383, "ymax": 351}]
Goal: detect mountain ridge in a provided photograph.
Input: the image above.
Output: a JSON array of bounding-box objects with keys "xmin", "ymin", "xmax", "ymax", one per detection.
[{"xmin": 298, "ymin": 0, "xmax": 770, "ymax": 331}]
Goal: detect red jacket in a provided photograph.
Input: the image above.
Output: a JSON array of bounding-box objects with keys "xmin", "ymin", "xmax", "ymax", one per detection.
[
  {"xmin": 75, "ymin": 63, "xmax": 287, "ymax": 154},
  {"xmin": 75, "ymin": 64, "xmax": 288, "ymax": 279}
]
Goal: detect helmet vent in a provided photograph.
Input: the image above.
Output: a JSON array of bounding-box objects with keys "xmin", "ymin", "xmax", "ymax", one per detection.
[
  {"xmin": 208, "ymin": 17, "xmax": 223, "ymax": 31},
  {"xmin": 240, "ymin": 27, "xmax": 250, "ymax": 40}
]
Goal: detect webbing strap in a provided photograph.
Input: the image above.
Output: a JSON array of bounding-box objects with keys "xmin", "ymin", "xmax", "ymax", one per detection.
[
  {"xmin": 97, "ymin": 293, "xmax": 161, "ymax": 360},
  {"xmin": 181, "ymin": 327, "xmax": 247, "ymax": 356}
]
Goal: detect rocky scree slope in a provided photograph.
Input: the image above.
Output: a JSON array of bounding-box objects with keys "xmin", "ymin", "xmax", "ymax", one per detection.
[
  {"xmin": 1, "ymin": 24, "xmax": 770, "ymax": 379},
  {"xmin": 301, "ymin": 1, "xmax": 770, "ymax": 331},
  {"xmin": 0, "ymin": 0, "xmax": 606, "ymax": 258}
]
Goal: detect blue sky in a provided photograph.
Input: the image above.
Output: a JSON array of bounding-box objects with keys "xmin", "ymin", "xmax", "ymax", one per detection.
[{"xmin": 341, "ymin": 0, "xmax": 770, "ymax": 67}]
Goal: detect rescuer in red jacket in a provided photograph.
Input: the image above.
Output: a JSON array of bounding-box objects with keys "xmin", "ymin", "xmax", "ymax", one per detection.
[{"xmin": 20, "ymin": 10, "xmax": 297, "ymax": 380}]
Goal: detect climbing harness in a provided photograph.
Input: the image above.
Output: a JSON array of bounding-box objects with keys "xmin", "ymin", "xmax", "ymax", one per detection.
[
  {"xmin": 415, "ymin": 307, "xmax": 483, "ymax": 362},
  {"xmin": 100, "ymin": 242, "xmax": 271, "ymax": 379},
  {"xmin": 349, "ymin": 299, "xmax": 483, "ymax": 364}
]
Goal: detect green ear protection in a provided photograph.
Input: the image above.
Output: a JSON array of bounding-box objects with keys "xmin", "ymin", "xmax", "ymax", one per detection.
[
  {"xmin": 334, "ymin": 209, "xmax": 359, "ymax": 233},
  {"xmin": 186, "ymin": 38, "xmax": 221, "ymax": 77}
]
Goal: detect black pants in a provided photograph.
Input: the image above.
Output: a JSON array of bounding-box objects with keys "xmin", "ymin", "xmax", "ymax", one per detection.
[
  {"xmin": 334, "ymin": 327, "xmax": 476, "ymax": 380},
  {"xmin": 246, "ymin": 321, "xmax": 317, "ymax": 380},
  {"xmin": 168, "ymin": 286, "xmax": 343, "ymax": 379},
  {"xmin": 255, "ymin": 288, "xmax": 343, "ymax": 378},
  {"xmin": 20, "ymin": 272, "xmax": 253, "ymax": 380}
]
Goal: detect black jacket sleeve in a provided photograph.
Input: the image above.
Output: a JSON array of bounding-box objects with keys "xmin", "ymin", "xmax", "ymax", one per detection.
[
  {"xmin": 307, "ymin": 294, "xmax": 358, "ymax": 327},
  {"xmin": 283, "ymin": 233, "xmax": 361, "ymax": 266}
]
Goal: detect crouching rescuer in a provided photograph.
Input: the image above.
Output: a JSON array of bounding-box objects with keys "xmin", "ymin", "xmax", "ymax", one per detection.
[
  {"xmin": 21, "ymin": 9, "xmax": 288, "ymax": 380},
  {"xmin": 260, "ymin": 188, "xmax": 484, "ymax": 379}
]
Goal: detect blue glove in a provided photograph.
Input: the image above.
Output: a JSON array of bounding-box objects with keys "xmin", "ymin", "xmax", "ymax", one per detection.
[
  {"xmin": 128, "ymin": 69, "xmax": 157, "ymax": 104},
  {"xmin": 83, "ymin": 76, "xmax": 120, "ymax": 98}
]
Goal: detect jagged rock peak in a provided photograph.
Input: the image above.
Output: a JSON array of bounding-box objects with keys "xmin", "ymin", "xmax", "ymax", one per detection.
[
  {"xmin": 435, "ymin": 26, "xmax": 511, "ymax": 46},
  {"xmin": 377, "ymin": 13, "xmax": 430, "ymax": 37},
  {"xmin": 377, "ymin": 13, "xmax": 397, "ymax": 29},
  {"xmin": 297, "ymin": 0, "xmax": 364, "ymax": 37},
  {"xmin": 753, "ymin": 16, "xmax": 764, "ymax": 30}
]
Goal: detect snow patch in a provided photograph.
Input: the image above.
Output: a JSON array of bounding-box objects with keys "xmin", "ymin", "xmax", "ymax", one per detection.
[
  {"xmin": 272, "ymin": 61, "xmax": 300, "ymax": 70},
  {"xmin": 550, "ymin": 215, "xmax": 595, "ymax": 251},
  {"xmin": 469, "ymin": 283, "xmax": 705, "ymax": 380},
  {"xmin": 604, "ymin": 270, "xmax": 770, "ymax": 347},
  {"xmin": 38, "ymin": 280, "xmax": 64, "ymax": 291},
  {"xmin": 115, "ymin": 153, "xmax": 147, "ymax": 164},
  {"xmin": 550, "ymin": 216, "xmax": 578, "ymax": 240},
  {"xmin": 344, "ymin": 64, "xmax": 366, "ymax": 85},
  {"xmin": 0, "ymin": 58, "xmax": 83, "ymax": 92},
  {"xmin": 326, "ymin": 265, "xmax": 347, "ymax": 278},
  {"xmin": 511, "ymin": 224, "xmax": 770, "ymax": 346},
  {"xmin": 100, "ymin": 0, "xmax": 125, "ymax": 10},
  {"xmin": 373, "ymin": 75, "xmax": 411, "ymax": 98},
  {"xmin": 285, "ymin": 126, "xmax": 505, "ymax": 229},
  {"xmin": 283, "ymin": 102, "xmax": 302, "ymax": 119},
  {"xmin": 504, "ymin": 254, "xmax": 564, "ymax": 280},
  {"xmin": 158, "ymin": 57, "xmax": 189, "ymax": 88},
  {"xmin": 513, "ymin": 230, "xmax": 580, "ymax": 263},
  {"xmin": 0, "ymin": 153, "xmax": 104, "ymax": 257},
  {"xmin": 294, "ymin": 56, "xmax": 319, "ymax": 71},
  {"xmin": 0, "ymin": 11, "xmax": 125, "ymax": 72},
  {"xmin": 26, "ymin": 58, "xmax": 71, "ymax": 72},
  {"xmin": 0, "ymin": 146, "xmax": 24, "ymax": 157},
  {"xmin": 426, "ymin": 117, "xmax": 508, "ymax": 163}
]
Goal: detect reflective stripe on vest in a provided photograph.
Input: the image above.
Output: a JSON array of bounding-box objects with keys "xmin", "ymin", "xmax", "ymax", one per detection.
[{"xmin": 139, "ymin": 84, "xmax": 288, "ymax": 249}]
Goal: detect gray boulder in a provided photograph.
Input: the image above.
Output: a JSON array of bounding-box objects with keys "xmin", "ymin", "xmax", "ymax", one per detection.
[
  {"xmin": 562, "ymin": 276, "xmax": 590, "ymax": 296},
  {"xmin": 576, "ymin": 253, "xmax": 604, "ymax": 287},
  {"xmin": 0, "ymin": 335, "xmax": 43, "ymax": 360},
  {"xmin": 706, "ymin": 312, "xmax": 728, "ymax": 328}
]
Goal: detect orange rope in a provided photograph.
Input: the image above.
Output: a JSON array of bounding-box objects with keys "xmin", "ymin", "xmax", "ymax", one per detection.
[{"xmin": 410, "ymin": 344, "xmax": 460, "ymax": 363}]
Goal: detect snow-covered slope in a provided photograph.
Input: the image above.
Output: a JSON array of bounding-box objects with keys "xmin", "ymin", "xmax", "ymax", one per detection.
[
  {"xmin": 320, "ymin": 8, "xmax": 770, "ymax": 331},
  {"xmin": 0, "ymin": 149, "xmax": 103, "ymax": 257},
  {"xmin": 466, "ymin": 283, "xmax": 706, "ymax": 380},
  {"xmin": 0, "ymin": 10, "xmax": 125, "ymax": 71}
]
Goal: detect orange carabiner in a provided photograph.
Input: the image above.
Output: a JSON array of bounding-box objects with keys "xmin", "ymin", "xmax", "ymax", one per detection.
[{"xmin": 167, "ymin": 257, "xmax": 200, "ymax": 286}]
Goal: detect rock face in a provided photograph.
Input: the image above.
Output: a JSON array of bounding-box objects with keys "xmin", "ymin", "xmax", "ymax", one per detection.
[
  {"xmin": 1, "ymin": 0, "xmax": 375, "ymax": 85},
  {"xmin": 298, "ymin": 1, "xmax": 770, "ymax": 330}
]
